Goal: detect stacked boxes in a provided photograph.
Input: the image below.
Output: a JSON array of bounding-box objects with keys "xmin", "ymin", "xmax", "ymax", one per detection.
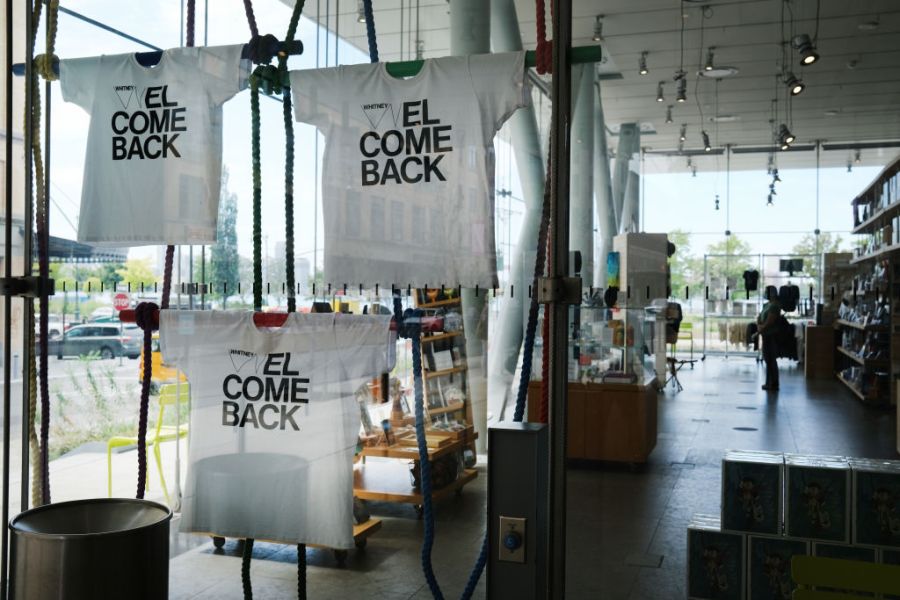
[
  {"xmin": 784, "ymin": 454, "xmax": 851, "ymax": 543},
  {"xmin": 687, "ymin": 515, "xmax": 745, "ymax": 600},
  {"xmin": 687, "ymin": 451, "xmax": 900, "ymax": 599}
]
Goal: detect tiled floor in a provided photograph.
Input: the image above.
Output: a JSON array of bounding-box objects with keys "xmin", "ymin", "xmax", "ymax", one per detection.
[{"xmin": 168, "ymin": 357, "xmax": 898, "ymax": 599}]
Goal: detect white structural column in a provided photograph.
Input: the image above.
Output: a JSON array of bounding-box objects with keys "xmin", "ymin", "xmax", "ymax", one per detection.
[
  {"xmin": 593, "ymin": 77, "xmax": 615, "ymax": 285},
  {"xmin": 487, "ymin": 0, "xmax": 548, "ymax": 423},
  {"xmin": 615, "ymin": 124, "xmax": 641, "ymax": 233},
  {"xmin": 569, "ymin": 64, "xmax": 594, "ymax": 287},
  {"xmin": 452, "ymin": 0, "xmax": 491, "ymax": 451}
]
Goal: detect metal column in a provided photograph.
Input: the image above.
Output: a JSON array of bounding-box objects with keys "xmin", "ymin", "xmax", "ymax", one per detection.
[
  {"xmin": 452, "ymin": 0, "xmax": 491, "ymax": 452},
  {"xmin": 593, "ymin": 77, "xmax": 615, "ymax": 286},
  {"xmin": 621, "ymin": 144, "xmax": 641, "ymax": 233},
  {"xmin": 546, "ymin": 0, "xmax": 573, "ymax": 596},
  {"xmin": 569, "ymin": 64, "xmax": 594, "ymax": 288},
  {"xmin": 488, "ymin": 0, "xmax": 548, "ymax": 422}
]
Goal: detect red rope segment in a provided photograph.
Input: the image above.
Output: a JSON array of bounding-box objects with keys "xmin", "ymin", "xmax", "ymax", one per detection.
[{"xmin": 535, "ymin": 0, "xmax": 553, "ymax": 74}]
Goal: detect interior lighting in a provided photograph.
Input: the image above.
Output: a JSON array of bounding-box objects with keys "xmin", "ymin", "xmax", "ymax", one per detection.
[
  {"xmin": 784, "ymin": 72, "xmax": 805, "ymax": 96},
  {"xmin": 676, "ymin": 76, "xmax": 687, "ymax": 103},
  {"xmin": 847, "ymin": 161, "xmax": 852, "ymax": 173},
  {"xmin": 715, "ymin": 194, "xmax": 720, "ymax": 210},
  {"xmin": 767, "ymin": 194, "xmax": 774, "ymax": 206},
  {"xmin": 704, "ymin": 47, "xmax": 715, "ymax": 71},
  {"xmin": 656, "ymin": 81, "xmax": 665, "ymax": 102},
  {"xmin": 639, "ymin": 51, "xmax": 649, "ymax": 75},
  {"xmin": 772, "ymin": 169, "xmax": 781, "ymax": 183},
  {"xmin": 665, "ymin": 105, "xmax": 673, "ymax": 124},
  {"xmin": 592, "ymin": 16, "xmax": 604, "ymax": 42},
  {"xmin": 792, "ymin": 33, "xmax": 819, "ymax": 66},
  {"xmin": 679, "ymin": 123, "xmax": 687, "ymax": 141},
  {"xmin": 692, "ymin": 166, "xmax": 697, "ymax": 177},
  {"xmin": 854, "ymin": 150, "xmax": 861, "ymax": 164},
  {"xmin": 356, "ymin": 0, "xmax": 366, "ymax": 23},
  {"xmin": 702, "ymin": 130, "xmax": 711, "ymax": 152},
  {"xmin": 778, "ymin": 124, "xmax": 795, "ymax": 147}
]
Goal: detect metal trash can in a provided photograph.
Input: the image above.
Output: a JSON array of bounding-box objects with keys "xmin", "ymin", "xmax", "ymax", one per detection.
[{"xmin": 9, "ymin": 498, "xmax": 172, "ymax": 600}]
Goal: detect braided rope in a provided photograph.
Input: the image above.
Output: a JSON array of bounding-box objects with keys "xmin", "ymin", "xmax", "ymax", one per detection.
[
  {"xmin": 297, "ymin": 544, "xmax": 307, "ymax": 599},
  {"xmin": 161, "ymin": 245, "xmax": 174, "ymax": 309},
  {"xmin": 513, "ymin": 146, "xmax": 553, "ymax": 422},
  {"xmin": 134, "ymin": 302, "xmax": 159, "ymax": 499},
  {"xmin": 362, "ymin": 0, "xmax": 379, "ymax": 63},
  {"xmin": 186, "ymin": 0, "xmax": 196, "ymax": 47},
  {"xmin": 242, "ymin": 0, "xmax": 259, "ymax": 39},
  {"xmin": 460, "ymin": 533, "xmax": 489, "ymax": 600},
  {"xmin": 282, "ymin": 84, "xmax": 296, "ymax": 313},
  {"xmin": 242, "ymin": 538, "xmax": 255, "ymax": 599},
  {"xmin": 535, "ymin": 0, "xmax": 552, "ymax": 74},
  {"xmin": 26, "ymin": 316, "xmax": 41, "ymax": 508},
  {"xmin": 250, "ymin": 72, "xmax": 262, "ymax": 311}
]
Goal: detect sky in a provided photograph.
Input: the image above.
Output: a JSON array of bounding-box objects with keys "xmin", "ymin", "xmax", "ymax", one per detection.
[{"xmin": 39, "ymin": 0, "xmax": 884, "ymax": 281}]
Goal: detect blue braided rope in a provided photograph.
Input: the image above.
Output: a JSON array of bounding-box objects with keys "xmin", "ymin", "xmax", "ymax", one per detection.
[
  {"xmin": 410, "ymin": 314, "xmax": 445, "ymax": 600},
  {"xmin": 460, "ymin": 533, "xmax": 489, "ymax": 600},
  {"xmin": 362, "ymin": 0, "xmax": 379, "ymax": 62}
]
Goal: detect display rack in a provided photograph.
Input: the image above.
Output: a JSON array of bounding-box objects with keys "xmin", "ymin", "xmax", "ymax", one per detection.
[
  {"xmin": 351, "ymin": 289, "xmax": 478, "ymax": 515},
  {"xmin": 840, "ymin": 155, "xmax": 900, "ymax": 416}
]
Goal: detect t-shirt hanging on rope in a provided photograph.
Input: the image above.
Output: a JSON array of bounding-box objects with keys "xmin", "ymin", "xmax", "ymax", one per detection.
[
  {"xmin": 160, "ymin": 311, "xmax": 394, "ymax": 548},
  {"xmin": 290, "ymin": 51, "xmax": 528, "ymax": 288},
  {"xmin": 60, "ymin": 45, "xmax": 249, "ymax": 246}
]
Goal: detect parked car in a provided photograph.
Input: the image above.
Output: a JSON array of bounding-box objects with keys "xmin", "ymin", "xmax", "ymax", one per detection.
[{"xmin": 45, "ymin": 324, "xmax": 142, "ymax": 359}]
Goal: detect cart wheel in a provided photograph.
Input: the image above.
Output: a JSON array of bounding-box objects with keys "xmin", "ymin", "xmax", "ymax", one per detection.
[
  {"xmin": 212, "ymin": 536, "xmax": 226, "ymax": 549},
  {"xmin": 414, "ymin": 504, "xmax": 424, "ymax": 520},
  {"xmin": 355, "ymin": 538, "xmax": 368, "ymax": 550},
  {"xmin": 334, "ymin": 549, "xmax": 348, "ymax": 567}
]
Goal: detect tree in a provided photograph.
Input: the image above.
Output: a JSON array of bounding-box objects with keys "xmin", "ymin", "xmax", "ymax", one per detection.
[
  {"xmin": 96, "ymin": 262, "xmax": 125, "ymax": 288},
  {"xmin": 667, "ymin": 229, "xmax": 704, "ymax": 299},
  {"xmin": 790, "ymin": 232, "xmax": 846, "ymax": 283},
  {"xmin": 208, "ymin": 168, "xmax": 239, "ymax": 307},
  {"xmin": 116, "ymin": 258, "xmax": 157, "ymax": 290}
]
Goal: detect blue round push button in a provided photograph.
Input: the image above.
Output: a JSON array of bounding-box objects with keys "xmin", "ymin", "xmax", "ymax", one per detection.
[{"xmin": 503, "ymin": 531, "xmax": 522, "ymax": 551}]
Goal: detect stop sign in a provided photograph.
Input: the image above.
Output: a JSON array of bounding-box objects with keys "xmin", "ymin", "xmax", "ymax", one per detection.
[{"xmin": 113, "ymin": 292, "xmax": 130, "ymax": 312}]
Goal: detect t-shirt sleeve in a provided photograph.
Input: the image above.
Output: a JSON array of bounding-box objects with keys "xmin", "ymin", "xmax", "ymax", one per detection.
[
  {"xmin": 200, "ymin": 44, "xmax": 251, "ymax": 105},
  {"xmin": 159, "ymin": 310, "xmax": 195, "ymax": 367},
  {"xmin": 59, "ymin": 56, "xmax": 102, "ymax": 111},
  {"xmin": 336, "ymin": 315, "xmax": 395, "ymax": 379},
  {"xmin": 467, "ymin": 51, "xmax": 528, "ymax": 138},
  {"xmin": 289, "ymin": 67, "xmax": 340, "ymax": 129}
]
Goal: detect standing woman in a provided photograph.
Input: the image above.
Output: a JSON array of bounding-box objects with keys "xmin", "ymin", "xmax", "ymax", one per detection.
[{"xmin": 757, "ymin": 285, "xmax": 782, "ymax": 391}]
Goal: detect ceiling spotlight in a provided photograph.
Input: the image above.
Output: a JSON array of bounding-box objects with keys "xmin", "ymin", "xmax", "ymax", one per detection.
[
  {"xmin": 656, "ymin": 81, "xmax": 665, "ymax": 102},
  {"xmin": 705, "ymin": 47, "xmax": 715, "ymax": 71},
  {"xmin": 778, "ymin": 123, "xmax": 795, "ymax": 147},
  {"xmin": 784, "ymin": 72, "xmax": 805, "ymax": 96},
  {"xmin": 692, "ymin": 166, "xmax": 697, "ymax": 177},
  {"xmin": 854, "ymin": 150, "xmax": 861, "ymax": 164},
  {"xmin": 769, "ymin": 184, "xmax": 777, "ymax": 196},
  {"xmin": 676, "ymin": 76, "xmax": 687, "ymax": 103},
  {"xmin": 592, "ymin": 15, "xmax": 604, "ymax": 42},
  {"xmin": 639, "ymin": 51, "xmax": 648, "ymax": 75},
  {"xmin": 766, "ymin": 153, "xmax": 774, "ymax": 175},
  {"xmin": 687, "ymin": 157, "xmax": 693, "ymax": 168},
  {"xmin": 665, "ymin": 105, "xmax": 673, "ymax": 124},
  {"xmin": 792, "ymin": 33, "xmax": 819, "ymax": 66},
  {"xmin": 679, "ymin": 123, "xmax": 687, "ymax": 141},
  {"xmin": 847, "ymin": 161, "xmax": 852, "ymax": 173},
  {"xmin": 767, "ymin": 194, "xmax": 774, "ymax": 206},
  {"xmin": 356, "ymin": 0, "xmax": 366, "ymax": 23},
  {"xmin": 772, "ymin": 169, "xmax": 781, "ymax": 183},
  {"xmin": 702, "ymin": 130, "xmax": 711, "ymax": 152}
]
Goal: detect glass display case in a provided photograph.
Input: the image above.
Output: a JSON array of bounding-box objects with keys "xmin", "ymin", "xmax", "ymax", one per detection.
[{"xmin": 532, "ymin": 304, "xmax": 661, "ymax": 387}]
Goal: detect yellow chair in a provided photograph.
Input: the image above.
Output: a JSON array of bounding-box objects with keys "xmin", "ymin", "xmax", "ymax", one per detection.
[
  {"xmin": 107, "ymin": 383, "xmax": 190, "ymax": 505},
  {"xmin": 791, "ymin": 555, "xmax": 900, "ymax": 599},
  {"xmin": 675, "ymin": 321, "xmax": 694, "ymax": 360}
]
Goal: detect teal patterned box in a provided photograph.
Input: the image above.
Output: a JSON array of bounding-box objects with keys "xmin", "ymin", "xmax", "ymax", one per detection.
[
  {"xmin": 747, "ymin": 536, "xmax": 809, "ymax": 600},
  {"xmin": 785, "ymin": 454, "xmax": 850, "ymax": 543},
  {"xmin": 687, "ymin": 514, "xmax": 746, "ymax": 600},
  {"xmin": 722, "ymin": 450, "xmax": 784, "ymax": 535},
  {"xmin": 851, "ymin": 459, "xmax": 900, "ymax": 549}
]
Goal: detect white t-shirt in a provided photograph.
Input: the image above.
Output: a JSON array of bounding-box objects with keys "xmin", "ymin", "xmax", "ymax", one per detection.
[
  {"xmin": 60, "ymin": 45, "xmax": 249, "ymax": 246},
  {"xmin": 290, "ymin": 51, "xmax": 528, "ymax": 288},
  {"xmin": 160, "ymin": 310, "xmax": 394, "ymax": 548}
]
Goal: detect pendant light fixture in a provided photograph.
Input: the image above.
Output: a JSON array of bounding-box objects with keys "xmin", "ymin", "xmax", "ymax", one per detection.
[
  {"xmin": 855, "ymin": 150, "xmax": 861, "ymax": 164},
  {"xmin": 356, "ymin": 0, "xmax": 366, "ymax": 23},
  {"xmin": 656, "ymin": 81, "xmax": 665, "ymax": 102},
  {"xmin": 676, "ymin": 74, "xmax": 687, "ymax": 103},
  {"xmin": 639, "ymin": 51, "xmax": 649, "ymax": 75},
  {"xmin": 784, "ymin": 72, "xmax": 805, "ymax": 96},
  {"xmin": 592, "ymin": 15, "xmax": 604, "ymax": 42},
  {"xmin": 679, "ymin": 123, "xmax": 687, "ymax": 141},
  {"xmin": 702, "ymin": 130, "xmax": 711, "ymax": 152},
  {"xmin": 778, "ymin": 124, "xmax": 795, "ymax": 149},
  {"xmin": 665, "ymin": 105, "xmax": 673, "ymax": 124},
  {"xmin": 792, "ymin": 33, "xmax": 819, "ymax": 66},
  {"xmin": 704, "ymin": 47, "xmax": 715, "ymax": 71}
]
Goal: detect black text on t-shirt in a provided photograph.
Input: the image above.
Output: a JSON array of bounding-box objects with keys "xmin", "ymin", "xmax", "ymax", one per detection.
[
  {"xmin": 111, "ymin": 85, "xmax": 185, "ymax": 161},
  {"xmin": 221, "ymin": 351, "xmax": 308, "ymax": 431},
  {"xmin": 359, "ymin": 99, "xmax": 452, "ymax": 186}
]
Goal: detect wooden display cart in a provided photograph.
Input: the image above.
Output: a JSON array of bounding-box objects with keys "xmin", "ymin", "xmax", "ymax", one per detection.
[{"xmin": 526, "ymin": 378, "xmax": 658, "ymax": 464}]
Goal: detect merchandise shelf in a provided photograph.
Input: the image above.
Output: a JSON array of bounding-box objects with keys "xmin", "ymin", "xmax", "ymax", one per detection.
[
  {"xmin": 837, "ymin": 346, "xmax": 889, "ymax": 367},
  {"xmin": 835, "ymin": 319, "xmax": 889, "ymax": 332},
  {"xmin": 837, "ymin": 373, "xmax": 866, "ymax": 402},
  {"xmin": 353, "ymin": 460, "xmax": 477, "ymax": 506},
  {"xmin": 850, "ymin": 243, "xmax": 900, "ymax": 265}
]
